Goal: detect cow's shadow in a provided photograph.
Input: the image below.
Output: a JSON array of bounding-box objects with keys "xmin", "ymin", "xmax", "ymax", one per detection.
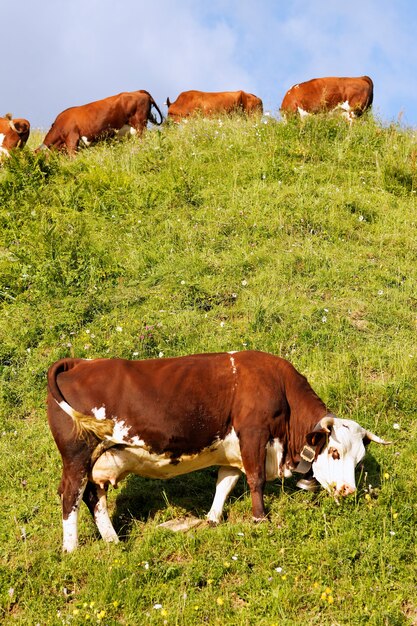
[
  {"xmin": 108, "ymin": 452, "xmax": 383, "ymax": 540},
  {"xmin": 110, "ymin": 467, "xmax": 243, "ymax": 538}
]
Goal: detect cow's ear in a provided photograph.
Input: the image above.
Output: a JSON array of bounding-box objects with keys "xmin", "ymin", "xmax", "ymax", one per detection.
[{"xmin": 306, "ymin": 428, "xmax": 328, "ymax": 450}]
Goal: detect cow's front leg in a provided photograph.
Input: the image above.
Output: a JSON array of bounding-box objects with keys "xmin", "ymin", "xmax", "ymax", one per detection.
[
  {"xmin": 207, "ymin": 466, "xmax": 242, "ymax": 525},
  {"xmin": 83, "ymin": 482, "xmax": 119, "ymax": 544},
  {"xmin": 59, "ymin": 470, "xmax": 88, "ymax": 553},
  {"xmin": 239, "ymin": 429, "xmax": 269, "ymax": 521}
]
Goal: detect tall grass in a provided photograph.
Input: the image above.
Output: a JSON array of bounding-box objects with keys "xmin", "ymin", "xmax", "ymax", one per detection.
[{"xmin": 1, "ymin": 113, "xmax": 416, "ymax": 625}]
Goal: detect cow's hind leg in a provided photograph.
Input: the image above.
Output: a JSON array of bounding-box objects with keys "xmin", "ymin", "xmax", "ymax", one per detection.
[
  {"xmin": 207, "ymin": 466, "xmax": 241, "ymax": 525},
  {"xmin": 59, "ymin": 469, "xmax": 88, "ymax": 553},
  {"xmin": 83, "ymin": 482, "xmax": 119, "ymax": 544}
]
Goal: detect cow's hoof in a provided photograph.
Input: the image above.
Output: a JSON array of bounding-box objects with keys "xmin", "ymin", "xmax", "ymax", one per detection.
[
  {"xmin": 207, "ymin": 519, "xmax": 220, "ymax": 528},
  {"xmin": 296, "ymin": 477, "xmax": 320, "ymax": 492}
]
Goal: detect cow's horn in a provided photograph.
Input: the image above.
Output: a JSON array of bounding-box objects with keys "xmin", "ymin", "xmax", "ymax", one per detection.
[
  {"xmin": 365, "ymin": 430, "xmax": 392, "ymax": 445},
  {"xmin": 319, "ymin": 415, "xmax": 335, "ymax": 432},
  {"xmin": 6, "ymin": 115, "xmax": 18, "ymax": 133}
]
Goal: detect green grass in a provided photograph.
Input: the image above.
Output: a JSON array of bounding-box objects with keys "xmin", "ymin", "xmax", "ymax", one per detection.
[{"xmin": 1, "ymin": 113, "xmax": 417, "ymax": 625}]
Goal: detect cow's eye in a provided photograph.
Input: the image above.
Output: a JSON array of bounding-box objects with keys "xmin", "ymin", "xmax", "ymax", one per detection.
[{"xmin": 328, "ymin": 447, "xmax": 340, "ymax": 460}]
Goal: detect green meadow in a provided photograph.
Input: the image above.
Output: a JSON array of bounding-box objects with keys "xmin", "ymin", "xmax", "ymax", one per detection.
[{"xmin": 1, "ymin": 113, "xmax": 416, "ymax": 625}]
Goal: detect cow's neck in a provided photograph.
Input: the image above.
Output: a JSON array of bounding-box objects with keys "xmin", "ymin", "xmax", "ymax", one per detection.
[{"xmin": 283, "ymin": 369, "xmax": 328, "ymax": 468}]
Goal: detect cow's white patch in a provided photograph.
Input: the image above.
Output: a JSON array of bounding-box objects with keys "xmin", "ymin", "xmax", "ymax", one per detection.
[
  {"xmin": 265, "ymin": 438, "xmax": 286, "ymax": 480},
  {"xmin": 129, "ymin": 435, "xmax": 146, "ymax": 447},
  {"xmin": 228, "ymin": 351, "xmax": 238, "ymax": 354},
  {"xmin": 58, "ymin": 400, "xmax": 79, "ymax": 420},
  {"xmin": 118, "ymin": 124, "xmax": 137, "ymax": 137},
  {"xmin": 338, "ymin": 100, "xmax": 351, "ymax": 112},
  {"xmin": 297, "ymin": 107, "xmax": 310, "ymax": 119},
  {"xmin": 294, "ymin": 84, "xmax": 300, "ymax": 89},
  {"xmin": 110, "ymin": 419, "xmax": 131, "ymax": 443},
  {"xmin": 62, "ymin": 509, "xmax": 79, "ymax": 553},
  {"xmin": 80, "ymin": 136, "xmax": 91, "ymax": 147},
  {"xmin": 207, "ymin": 466, "xmax": 241, "ymax": 524},
  {"xmin": 92, "ymin": 406, "xmax": 106, "ymax": 421},
  {"xmin": 312, "ymin": 418, "xmax": 366, "ymax": 495},
  {"xmin": 62, "ymin": 480, "xmax": 87, "ymax": 553},
  {"xmin": 0, "ymin": 133, "xmax": 9, "ymax": 157},
  {"xmin": 94, "ymin": 487, "xmax": 119, "ymax": 543},
  {"xmin": 230, "ymin": 355, "xmax": 237, "ymax": 375}
]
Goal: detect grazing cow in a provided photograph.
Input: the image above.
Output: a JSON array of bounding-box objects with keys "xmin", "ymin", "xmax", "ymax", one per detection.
[
  {"xmin": 280, "ymin": 76, "xmax": 374, "ymax": 122},
  {"xmin": 166, "ymin": 90, "xmax": 263, "ymax": 121},
  {"xmin": 38, "ymin": 90, "xmax": 163, "ymax": 154},
  {"xmin": 0, "ymin": 113, "xmax": 30, "ymax": 158},
  {"xmin": 47, "ymin": 351, "xmax": 390, "ymax": 552}
]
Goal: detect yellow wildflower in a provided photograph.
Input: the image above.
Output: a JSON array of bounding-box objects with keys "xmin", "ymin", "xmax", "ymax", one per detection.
[{"xmin": 216, "ymin": 597, "xmax": 224, "ymax": 606}]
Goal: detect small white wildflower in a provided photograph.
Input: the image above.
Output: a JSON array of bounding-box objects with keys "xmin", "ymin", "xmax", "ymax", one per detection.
[
  {"xmin": 237, "ymin": 532, "xmax": 244, "ymax": 537},
  {"xmin": 132, "ymin": 351, "xmax": 139, "ymax": 357},
  {"xmin": 153, "ymin": 604, "xmax": 163, "ymax": 610},
  {"xmin": 220, "ymin": 321, "xmax": 225, "ymax": 327},
  {"xmin": 359, "ymin": 215, "xmax": 364, "ymax": 221},
  {"xmin": 241, "ymin": 279, "xmax": 248, "ymax": 286},
  {"xmin": 378, "ymin": 290, "xmax": 384, "ymax": 296},
  {"xmin": 232, "ymin": 555, "xmax": 238, "ymax": 561},
  {"xmin": 231, "ymin": 293, "xmax": 237, "ymax": 298},
  {"xmin": 144, "ymin": 562, "xmax": 149, "ymax": 570},
  {"xmin": 322, "ymin": 316, "xmax": 327, "ymax": 323},
  {"xmin": 158, "ymin": 352, "xmax": 164, "ymax": 358},
  {"xmin": 180, "ymin": 280, "xmax": 186, "ymax": 285},
  {"xmin": 85, "ymin": 329, "xmax": 90, "ymax": 334},
  {"xmin": 116, "ymin": 326, "xmax": 123, "ymax": 332},
  {"xmin": 8, "ymin": 588, "xmax": 14, "ymax": 598},
  {"xmin": 275, "ymin": 567, "xmax": 283, "ymax": 573},
  {"xmin": 393, "ymin": 423, "xmax": 400, "ymax": 430},
  {"xmin": 389, "ymin": 531, "xmax": 396, "ymax": 536}
]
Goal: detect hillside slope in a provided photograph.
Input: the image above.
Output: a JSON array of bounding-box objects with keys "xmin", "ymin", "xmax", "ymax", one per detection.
[{"xmin": 1, "ymin": 115, "xmax": 416, "ymax": 624}]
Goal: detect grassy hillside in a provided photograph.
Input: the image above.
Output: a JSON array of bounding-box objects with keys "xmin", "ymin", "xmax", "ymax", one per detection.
[{"xmin": 1, "ymin": 114, "xmax": 417, "ymax": 625}]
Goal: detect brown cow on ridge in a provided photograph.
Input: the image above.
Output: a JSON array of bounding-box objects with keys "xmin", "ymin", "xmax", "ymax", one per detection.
[
  {"xmin": 166, "ymin": 90, "xmax": 263, "ymax": 122},
  {"xmin": 47, "ymin": 350, "xmax": 390, "ymax": 552},
  {"xmin": 0, "ymin": 113, "xmax": 30, "ymax": 159},
  {"xmin": 280, "ymin": 76, "xmax": 374, "ymax": 122},
  {"xmin": 39, "ymin": 90, "xmax": 163, "ymax": 154}
]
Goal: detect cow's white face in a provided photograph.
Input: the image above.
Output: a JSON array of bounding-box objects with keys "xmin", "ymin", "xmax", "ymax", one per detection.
[{"xmin": 312, "ymin": 419, "xmax": 367, "ymax": 497}]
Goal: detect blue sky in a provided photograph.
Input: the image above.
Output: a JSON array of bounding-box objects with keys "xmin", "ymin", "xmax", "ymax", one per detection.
[{"xmin": 2, "ymin": 1, "xmax": 417, "ymax": 128}]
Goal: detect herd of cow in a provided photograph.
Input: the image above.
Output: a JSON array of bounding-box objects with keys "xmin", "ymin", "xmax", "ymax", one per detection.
[
  {"xmin": 1, "ymin": 75, "xmax": 374, "ymax": 159},
  {"xmin": 3, "ymin": 73, "xmax": 385, "ymax": 551}
]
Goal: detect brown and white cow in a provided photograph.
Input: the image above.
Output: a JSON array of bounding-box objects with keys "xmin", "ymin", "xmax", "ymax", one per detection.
[
  {"xmin": 0, "ymin": 113, "xmax": 30, "ymax": 159},
  {"xmin": 280, "ymin": 76, "xmax": 374, "ymax": 122},
  {"xmin": 38, "ymin": 90, "xmax": 163, "ymax": 154},
  {"xmin": 47, "ymin": 350, "xmax": 390, "ymax": 552},
  {"xmin": 166, "ymin": 90, "xmax": 263, "ymax": 122}
]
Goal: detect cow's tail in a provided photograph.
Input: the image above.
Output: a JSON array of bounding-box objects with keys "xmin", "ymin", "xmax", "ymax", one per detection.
[
  {"xmin": 362, "ymin": 76, "xmax": 374, "ymax": 108},
  {"xmin": 47, "ymin": 359, "xmax": 114, "ymax": 440},
  {"xmin": 149, "ymin": 97, "xmax": 164, "ymax": 126}
]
